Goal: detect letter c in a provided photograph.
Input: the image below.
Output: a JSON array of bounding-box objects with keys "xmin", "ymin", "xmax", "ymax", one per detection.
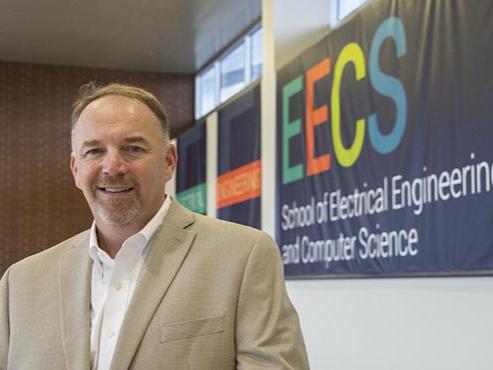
[{"xmin": 331, "ymin": 42, "xmax": 366, "ymax": 167}]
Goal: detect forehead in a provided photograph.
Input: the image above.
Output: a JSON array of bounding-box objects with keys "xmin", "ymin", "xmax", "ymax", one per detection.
[
  {"xmin": 81, "ymin": 95, "xmax": 159, "ymax": 125},
  {"xmin": 73, "ymin": 95, "xmax": 164, "ymax": 144}
]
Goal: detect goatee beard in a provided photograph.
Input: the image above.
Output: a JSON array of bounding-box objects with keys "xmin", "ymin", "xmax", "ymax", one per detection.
[{"xmin": 95, "ymin": 196, "xmax": 143, "ymax": 227}]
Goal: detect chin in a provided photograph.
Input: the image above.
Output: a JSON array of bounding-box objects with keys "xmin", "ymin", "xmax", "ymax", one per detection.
[
  {"xmin": 95, "ymin": 203, "xmax": 142, "ymax": 227},
  {"xmin": 100, "ymin": 214, "xmax": 137, "ymax": 227}
]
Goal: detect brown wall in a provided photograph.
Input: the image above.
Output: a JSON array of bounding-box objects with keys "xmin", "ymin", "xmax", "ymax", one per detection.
[{"xmin": 0, "ymin": 61, "xmax": 194, "ymax": 274}]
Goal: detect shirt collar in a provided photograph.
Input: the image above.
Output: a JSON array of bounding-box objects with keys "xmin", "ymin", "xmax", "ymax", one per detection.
[{"xmin": 88, "ymin": 195, "xmax": 172, "ymax": 268}]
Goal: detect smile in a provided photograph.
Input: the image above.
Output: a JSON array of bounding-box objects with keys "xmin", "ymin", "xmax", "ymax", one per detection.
[{"xmin": 98, "ymin": 186, "xmax": 134, "ymax": 193}]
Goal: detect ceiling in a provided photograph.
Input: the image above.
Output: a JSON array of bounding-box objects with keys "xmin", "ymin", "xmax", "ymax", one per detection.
[{"xmin": 0, "ymin": 0, "xmax": 261, "ymax": 74}]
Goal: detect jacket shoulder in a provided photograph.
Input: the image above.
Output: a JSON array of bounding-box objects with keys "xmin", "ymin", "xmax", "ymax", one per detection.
[
  {"xmin": 8, "ymin": 229, "xmax": 89, "ymax": 274},
  {"xmin": 193, "ymin": 213, "xmax": 268, "ymax": 238},
  {"xmin": 168, "ymin": 199, "xmax": 273, "ymax": 246},
  {"xmin": 189, "ymin": 213, "xmax": 278, "ymax": 258}
]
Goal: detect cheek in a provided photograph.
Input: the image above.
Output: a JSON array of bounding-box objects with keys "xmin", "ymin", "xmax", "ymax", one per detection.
[
  {"xmin": 146, "ymin": 163, "xmax": 169, "ymax": 188},
  {"xmin": 75, "ymin": 165, "xmax": 98, "ymax": 189}
]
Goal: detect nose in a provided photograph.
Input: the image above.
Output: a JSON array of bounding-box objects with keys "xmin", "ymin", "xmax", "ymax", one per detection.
[{"xmin": 101, "ymin": 148, "xmax": 128, "ymax": 176}]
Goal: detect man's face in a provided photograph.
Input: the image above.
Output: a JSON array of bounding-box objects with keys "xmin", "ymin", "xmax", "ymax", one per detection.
[{"xmin": 70, "ymin": 95, "xmax": 176, "ymax": 228}]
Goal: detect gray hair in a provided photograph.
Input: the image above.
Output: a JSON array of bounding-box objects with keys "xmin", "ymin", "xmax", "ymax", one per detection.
[{"xmin": 71, "ymin": 82, "xmax": 170, "ymax": 146}]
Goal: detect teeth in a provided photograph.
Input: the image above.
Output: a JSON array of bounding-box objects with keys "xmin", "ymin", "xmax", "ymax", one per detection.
[{"xmin": 103, "ymin": 187, "xmax": 131, "ymax": 193}]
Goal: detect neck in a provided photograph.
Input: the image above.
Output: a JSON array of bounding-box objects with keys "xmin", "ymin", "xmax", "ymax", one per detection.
[
  {"xmin": 94, "ymin": 195, "xmax": 167, "ymax": 258},
  {"xmin": 95, "ymin": 222, "xmax": 143, "ymax": 258}
]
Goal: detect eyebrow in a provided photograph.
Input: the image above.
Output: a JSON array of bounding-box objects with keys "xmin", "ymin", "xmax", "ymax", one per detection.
[
  {"xmin": 79, "ymin": 137, "xmax": 152, "ymax": 150},
  {"xmin": 124, "ymin": 136, "xmax": 152, "ymax": 146},
  {"xmin": 80, "ymin": 140, "xmax": 101, "ymax": 149}
]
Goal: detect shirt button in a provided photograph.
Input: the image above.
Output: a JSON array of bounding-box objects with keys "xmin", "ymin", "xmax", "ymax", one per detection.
[
  {"xmin": 113, "ymin": 282, "xmax": 123, "ymax": 290},
  {"xmin": 106, "ymin": 330, "xmax": 116, "ymax": 338}
]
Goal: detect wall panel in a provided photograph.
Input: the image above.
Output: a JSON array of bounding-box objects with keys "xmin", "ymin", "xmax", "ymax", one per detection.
[{"xmin": 0, "ymin": 61, "xmax": 194, "ymax": 274}]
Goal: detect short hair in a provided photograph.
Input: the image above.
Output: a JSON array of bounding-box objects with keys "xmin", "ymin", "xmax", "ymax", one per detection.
[{"xmin": 71, "ymin": 82, "xmax": 170, "ymax": 141}]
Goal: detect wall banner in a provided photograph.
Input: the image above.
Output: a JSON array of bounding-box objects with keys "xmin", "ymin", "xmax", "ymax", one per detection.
[
  {"xmin": 276, "ymin": 0, "xmax": 493, "ymax": 277},
  {"xmin": 218, "ymin": 85, "xmax": 261, "ymax": 228},
  {"xmin": 176, "ymin": 121, "xmax": 207, "ymax": 214}
]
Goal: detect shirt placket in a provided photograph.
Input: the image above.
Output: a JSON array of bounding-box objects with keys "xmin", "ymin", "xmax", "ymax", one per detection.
[{"xmin": 97, "ymin": 256, "xmax": 131, "ymax": 370}]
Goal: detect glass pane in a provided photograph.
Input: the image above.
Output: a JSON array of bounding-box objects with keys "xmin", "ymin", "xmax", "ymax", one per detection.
[
  {"xmin": 220, "ymin": 41, "xmax": 246, "ymax": 102},
  {"xmin": 199, "ymin": 65, "xmax": 216, "ymax": 116},
  {"xmin": 338, "ymin": 0, "xmax": 367, "ymax": 21},
  {"xmin": 251, "ymin": 27, "xmax": 263, "ymax": 81}
]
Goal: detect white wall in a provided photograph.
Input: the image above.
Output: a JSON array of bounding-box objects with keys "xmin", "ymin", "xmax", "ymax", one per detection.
[
  {"xmin": 259, "ymin": 1, "xmax": 493, "ymax": 369},
  {"xmin": 288, "ymin": 277, "xmax": 493, "ymax": 370},
  {"xmin": 165, "ymin": 138, "xmax": 177, "ymax": 196}
]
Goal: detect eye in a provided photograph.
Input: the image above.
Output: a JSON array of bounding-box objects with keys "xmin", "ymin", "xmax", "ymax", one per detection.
[
  {"xmin": 84, "ymin": 148, "xmax": 105, "ymax": 157},
  {"xmin": 124, "ymin": 145, "xmax": 147, "ymax": 154}
]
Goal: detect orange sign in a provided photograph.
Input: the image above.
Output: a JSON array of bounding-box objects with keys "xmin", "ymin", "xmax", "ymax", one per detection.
[{"xmin": 217, "ymin": 160, "xmax": 261, "ymax": 208}]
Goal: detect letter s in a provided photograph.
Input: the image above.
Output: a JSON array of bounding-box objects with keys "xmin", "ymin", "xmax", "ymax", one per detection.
[{"xmin": 368, "ymin": 17, "xmax": 407, "ymax": 154}]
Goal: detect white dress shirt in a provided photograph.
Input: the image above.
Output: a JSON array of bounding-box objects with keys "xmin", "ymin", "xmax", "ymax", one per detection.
[{"xmin": 88, "ymin": 196, "xmax": 171, "ymax": 370}]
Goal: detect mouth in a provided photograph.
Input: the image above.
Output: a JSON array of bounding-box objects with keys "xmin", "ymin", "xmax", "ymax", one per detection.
[{"xmin": 98, "ymin": 186, "xmax": 134, "ymax": 194}]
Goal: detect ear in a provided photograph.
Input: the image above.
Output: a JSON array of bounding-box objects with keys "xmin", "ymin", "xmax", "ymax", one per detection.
[
  {"xmin": 164, "ymin": 143, "xmax": 177, "ymax": 181},
  {"xmin": 70, "ymin": 152, "xmax": 81, "ymax": 189}
]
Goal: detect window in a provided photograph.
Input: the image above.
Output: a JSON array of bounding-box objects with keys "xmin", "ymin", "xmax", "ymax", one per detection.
[
  {"xmin": 195, "ymin": 23, "xmax": 263, "ymax": 119},
  {"xmin": 197, "ymin": 65, "xmax": 218, "ymax": 117},
  {"xmin": 336, "ymin": 0, "xmax": 367, "ymax": 22},
  {"xmin": 250, "ymin": 26, "xmax": 263, "ymax": 81},
  {"xmin": 220, "ymin": 41, "xmax": 246, "ymax": 103}
]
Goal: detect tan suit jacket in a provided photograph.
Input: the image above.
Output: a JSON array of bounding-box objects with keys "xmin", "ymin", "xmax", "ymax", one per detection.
[{"xmin": 0, "ymin": 200, "xmax": 309, "ymax": 370}]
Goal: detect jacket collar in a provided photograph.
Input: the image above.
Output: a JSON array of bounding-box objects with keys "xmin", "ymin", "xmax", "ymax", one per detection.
[
  {"xmin": 110, "ymin": 200, "xmax": 196, "ymax": 370},
  {"xmin": 58, "ymin": 200, "xmax": 196, "ymax": 370},
  {"xmin": 59, "ymin": 231, "xmax": 92, "ymax": 370}
]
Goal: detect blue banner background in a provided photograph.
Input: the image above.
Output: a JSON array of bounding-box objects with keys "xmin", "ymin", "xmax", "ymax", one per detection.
[
  {"xmin": 218, "ymin": 85, "xmax": 261, "ymax": 228},
  {"xmin": 276, "ymin": 0, "xmax": 493, "ymax": 278},
  {"xmin": 176, "ymin": 121, "xmax": 207, "ymax": 214}
]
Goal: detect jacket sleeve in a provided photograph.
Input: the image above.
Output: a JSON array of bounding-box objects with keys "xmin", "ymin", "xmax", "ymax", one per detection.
[
  {"xmin": 235, "ymin": 233, "xmax": 310, "ymax": 369},
  {"xmin": 0, "ymin": 267, "xmax": 11, "ymax": 370}
]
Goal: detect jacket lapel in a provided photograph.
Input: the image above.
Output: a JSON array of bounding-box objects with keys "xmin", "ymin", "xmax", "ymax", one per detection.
[
  {"xmin": 58, "ymin": 232, "xmax": 92, "ymax": 370},
  {"xmin": 110, "ymin": 201, "xmax": 196, "ymax": 370}
]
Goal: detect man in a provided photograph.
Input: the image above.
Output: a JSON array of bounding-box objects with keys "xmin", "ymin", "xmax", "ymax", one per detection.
[{"xmin": 0, "ymin": 83, "xmax": 309, "ymax": 370}]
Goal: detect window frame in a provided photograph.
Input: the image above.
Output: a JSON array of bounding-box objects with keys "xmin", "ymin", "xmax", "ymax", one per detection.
[{"xmin": 195, "ymin": 21, "xmax": 263, "ymax": 119}]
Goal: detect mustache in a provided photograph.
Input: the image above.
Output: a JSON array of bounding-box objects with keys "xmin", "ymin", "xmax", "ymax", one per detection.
[{"xmin": 95, "ymin": 175, "xmax": 135, "ymax": 187}]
